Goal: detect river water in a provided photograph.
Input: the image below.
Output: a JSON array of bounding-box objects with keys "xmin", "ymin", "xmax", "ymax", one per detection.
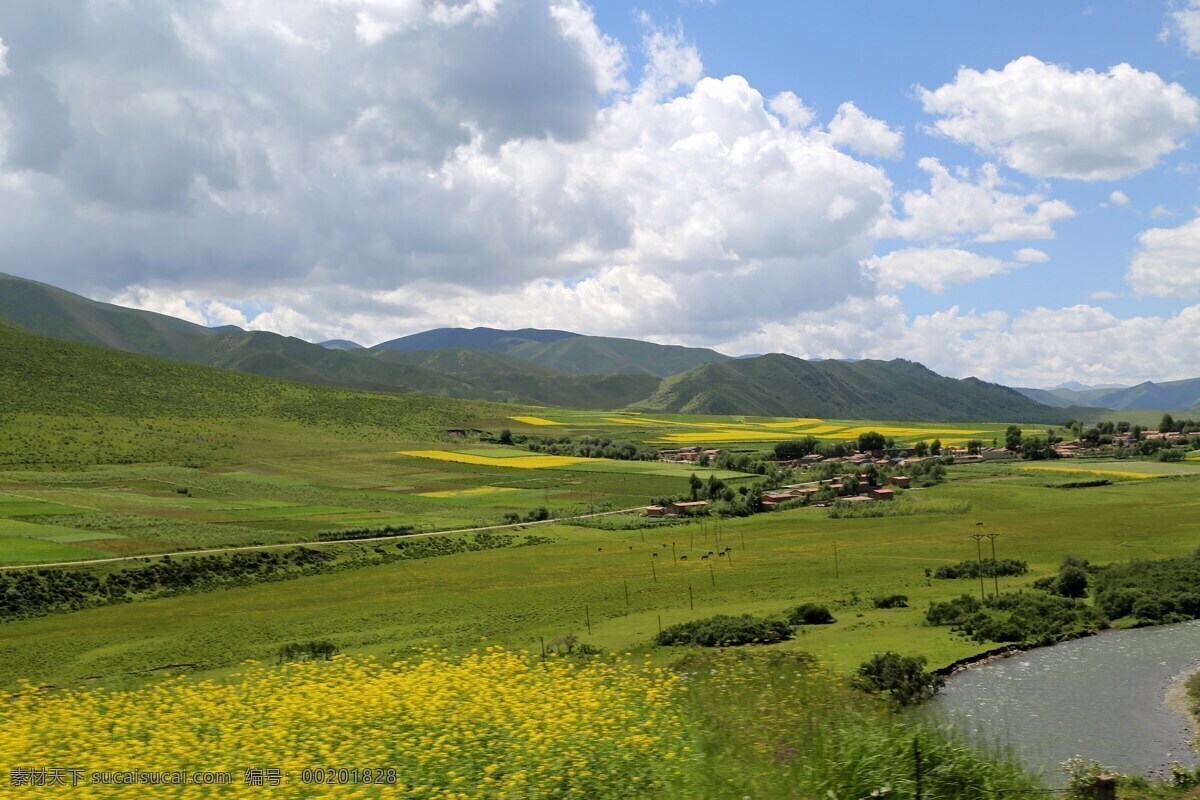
[{"xmin": 925, "ymin": 621, "xmax": 1200, "ymax": 783}]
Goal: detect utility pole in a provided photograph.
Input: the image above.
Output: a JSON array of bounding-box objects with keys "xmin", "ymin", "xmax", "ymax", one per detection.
[
  {"xmin": 623, "ymin": 578, "xmax": 630, "ymax": 606},
  {"xmin": 985, "ymin": 532, "xmax": 1001, "ymax": 597},
  {"xmin": 833, "ymin": 540, "xmax": 839, "ymax": 580},
  {"xmin": 671, "ymin": 542, "xmax": 677, "ymax": 565},
  {"xmin": 969, "ymin": 533, "xmax": 986, "ymax": 601},
  {"xmin": 709, "ymin": 560, "xmax": 716, "ymax": 587},
  {"xmin": 689, "ymin": 584, "xmax": 694, "ymax": 610},
  {"xmin": 650, "ymin": 558, "xmax": 657, "ymax": 583},
  {"xmin": 585, "ymin": 604, "xmax": 592, "ymax": 635}
]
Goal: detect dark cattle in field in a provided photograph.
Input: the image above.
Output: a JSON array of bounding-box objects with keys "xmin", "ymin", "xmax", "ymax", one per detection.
[{"xmin": 680, "ymin": 555, "xmax": 688, "ymax": 561}]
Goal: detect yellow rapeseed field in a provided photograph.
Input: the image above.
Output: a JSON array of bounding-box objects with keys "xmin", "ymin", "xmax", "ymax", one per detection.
[
  {"xmin": 1018, "ymin": 465, "xmax": 1157, "ymax": 480},
  {"xmin": 507, "ymin": 416, "xmax": 565, "ymax": 426},
  {"xmin": 417, "ymin": 486, "xmax": 519, "ymax": 499},
  {"xmin": 0, "ymin": 648, "xmax": 690, "ymax": 798},
  {"xmin": 400, "ymin": 451, "xmax": 594, "ymax": 469}
]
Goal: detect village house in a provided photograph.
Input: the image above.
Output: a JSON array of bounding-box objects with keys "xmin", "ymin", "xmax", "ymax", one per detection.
[{"xmin": 888, "ymin": 476, "xmax": 911, "ymax": 488}]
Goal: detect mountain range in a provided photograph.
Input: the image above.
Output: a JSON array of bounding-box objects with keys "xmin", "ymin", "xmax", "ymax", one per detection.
[
  {"xmin": 1015, "ymin": 380, "xmax": 1200, "ymax": 414},
  {"xmin": 0, "ymin": 271, "xmax": 1110, "ymax": 422}
]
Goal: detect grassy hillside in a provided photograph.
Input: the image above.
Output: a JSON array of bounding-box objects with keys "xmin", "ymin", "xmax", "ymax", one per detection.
[
  {"xmin": 0, "ymin": 320, "xmax": 502, "ymax": 467},
  {"xmin": 638, "ymin": 354, "xmax": 1094, "ymax": 423},
  {"xmin": 372, "ymin": 325, "xmax": 730, "ymax": 377}
]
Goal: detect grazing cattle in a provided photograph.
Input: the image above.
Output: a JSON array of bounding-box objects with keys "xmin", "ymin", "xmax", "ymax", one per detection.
[
  {"xmin": 700, "ymin": 555, "xmax": 708, "ymax": 560},
  {"xmin": 679, "ymin": 555, "xmax": 688, "ymax": 561},
  {"xmin": 597, "ymin": 548, "xmax": 603, "ymax": 552},
  {"xmin": 629, "ymin": 546, "xmax": 633, "ymax": 550},
  {"xmin": 652, "ymin": 553, "xmax": 658, "ymax": 558},
  {"xmin": 707, "ymin": 551, "xmax": 714, "ymax": 556}
]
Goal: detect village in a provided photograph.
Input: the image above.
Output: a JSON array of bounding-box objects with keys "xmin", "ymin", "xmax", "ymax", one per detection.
[{"xmin": 645, "ymin": 425, "xmax": 1200, "ymax": 517}]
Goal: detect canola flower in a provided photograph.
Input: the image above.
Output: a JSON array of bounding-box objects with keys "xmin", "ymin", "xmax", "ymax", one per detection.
[
  {"xmin": 400, "ymin": 451, "xmax": 595, "ymax": 469},
  {"xmin": 1, "ymin": 648, "xmax": 690, "ymax": 799}
]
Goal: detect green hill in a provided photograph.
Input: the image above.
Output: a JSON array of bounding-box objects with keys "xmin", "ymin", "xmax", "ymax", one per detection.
[
  {"xmin": 636, "ymin": 354, "xmax": 1096, "ymax": 423},
  {"xmin": 372, "ymin": 327, "xmax": 730, "ymax": 377},
  {"xmin": 0, "ymin": 272, "xmax": 1090, "ymax": 422},
  {"xmin": 0, "ymin": 320, "xmax": 502, "ymax": 467}
]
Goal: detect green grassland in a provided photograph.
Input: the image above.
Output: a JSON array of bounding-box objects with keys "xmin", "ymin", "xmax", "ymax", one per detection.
[
  {"xmin": 4, "ymin": 461, "xmax": 1200, "ymax": 692},
  {"xmin": 3, "ymin": 319, "xmax": 1198, "ymax": 710},
  {"xmin": 500, "ymin": 409, "xmax": 1050, "ymax": 447}
]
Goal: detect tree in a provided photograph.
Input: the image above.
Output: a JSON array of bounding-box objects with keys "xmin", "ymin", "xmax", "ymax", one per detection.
[
  {"xmin": 852, "ymin": 652, "xmax": 944, "ymax": 706},
  {"xmin": 688, "ymin": 473, "xmax": 702, "ymax": 501},
  {"xmin": 1005, "ymin": 425, "xmax": 1023, "ymax": 451},
  {"xmin": 930, "ymin": 438, "xmax": 942, "ymax": 456},
  {"xmin": 914, "ymin": 440, "xmax": 929, "ymax": 457},
  {"xmin": 773, "ymin": 437, "xmax": 819, "ymax": 460},
  {"xmin": 498, "ymin": 428, "xmax": 513, "ymax": 445},
  {"xmin": 1055, "ymin": 565, "xmax": 1088, "ymax": 598},
  {"xmin": 1160, "ymin": 413, "xmax": 1176, "ymax": 434},
  {"xmin": 856, "ymin": 431, "xmax": 886, "ymax": 452},
  {"xmin": 697, "ymin": 451, "xmax": 710, "ymax": 467},
  {"xmin": 966, "ymin": 439, "xmax": 983, "ymax": 455}
]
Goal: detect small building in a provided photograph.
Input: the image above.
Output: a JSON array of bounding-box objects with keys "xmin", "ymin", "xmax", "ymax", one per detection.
[
  {"xmin": 645, "ymin": 505, "xmax": 666, "ymax": 517},
  {"xmin": 888, "ymin": 476, "xmax": 911, "ymax": 488},
  {"xmin": 668, "ymin": 500, "xmax": 709, "ymax": 515},
  {"xmin": 868, "ymin": 488, "xmax": 895, "ymax": 501}
]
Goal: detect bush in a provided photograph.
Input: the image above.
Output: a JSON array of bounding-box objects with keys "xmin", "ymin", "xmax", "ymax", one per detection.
[
  {"xmin": 852, "ymin": 652, "xmax": 944, "ymax": 706},
  {"xmin": 933, "ymin": 559, "xmax": 1029, "ymax": 580},
  {"xmin": 873, "ymin": 594, "xmax": 909, "ymax": 609},
  {"xmin": 1055, "ymin": 565, "xmax": 1088, "ymax": 598},
  {"xmin": 655, "ymin": 614, "xmax": 793, "ymax": 647},
  {"xmin": 789, "ymin": 603, "xmax": 836, "ymax": 625}
]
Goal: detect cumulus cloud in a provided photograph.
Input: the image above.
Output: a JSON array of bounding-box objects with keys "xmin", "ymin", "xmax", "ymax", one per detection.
[
  {"xmin": 1165, "ymin": 1, "xmax": 1200, "ymax": 57},
  {"xmin": 865, "ymin": 247, "xmax": 1015, "ymax": 293},
  {"xmin": 1014, "ymin": 248, "xmax": 1049, "ymax": 263},
  {"xmin": 919, "ymin": 56, "xmax": 1200, "ymax": 181},
  {"xmin": 1109, "ymin": 189, "xmax": 1130, "ymax": 206},
  {"xmin": 0, "ymin": 37, "xmax": 8, "ymax": 77},
  {"xmin": 882, "ymin": 158, "xmax": 1074, "ymax": 243},
  {"xmin": 1127, "ymin": 216, "xmax": 1200, "ymax": 296},
  {"xmin": 825, "ymin": 102, "xmax": 903, "ymax": 159},
  {"xmin": 721, "ymin": 299, "xmax": 1200, "ymax": 386},
  {"xmin": 7, "ymin": 0, "xmax": 899, "ymax": 346}
]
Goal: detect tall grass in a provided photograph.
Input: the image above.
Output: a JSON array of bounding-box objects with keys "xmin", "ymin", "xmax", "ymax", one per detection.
[{"xmin": 673, "ymin": 650, "xmax": 1044, "ymax": 799}]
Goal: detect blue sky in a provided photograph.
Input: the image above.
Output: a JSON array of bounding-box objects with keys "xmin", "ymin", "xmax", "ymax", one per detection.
[{"xmin": 2, "ymin": 0, "xmax": 1200, "ymax": 387}]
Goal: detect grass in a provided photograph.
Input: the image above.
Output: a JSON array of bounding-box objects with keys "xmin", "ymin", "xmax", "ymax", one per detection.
[{"xmin": 4, "ymin": 465, "xmax": 1200, "ymax": 691}]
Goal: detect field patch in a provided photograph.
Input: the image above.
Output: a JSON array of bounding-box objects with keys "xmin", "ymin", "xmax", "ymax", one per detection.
[
  {"xmin": 0, "ymin": 495, "xmax": 89, "ymax": 518},
  {"xmin": 507, "ymin": 415, "xmax": 565, "ymax": 426},
  {"xmin": 417, "ymin": 486, "xmax": 521, "ymax": 499},
  {"xmin": 1018, "ymin": 465, "xmax": 1159, "ymax": 480},
  {"xmin": 400, "ymin": 450, "xmax": 594, "ymax": 469}
]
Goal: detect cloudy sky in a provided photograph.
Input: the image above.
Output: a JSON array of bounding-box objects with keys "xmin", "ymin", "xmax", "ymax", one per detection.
[{"xmin": 4, "ymin": 1, "xmax": 1200, "ymax": 387}]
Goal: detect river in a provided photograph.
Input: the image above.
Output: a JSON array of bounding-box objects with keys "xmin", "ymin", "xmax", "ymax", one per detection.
[{"xmin": 925, "ymin": 621, "xmax": 1200, "ymax": 783}]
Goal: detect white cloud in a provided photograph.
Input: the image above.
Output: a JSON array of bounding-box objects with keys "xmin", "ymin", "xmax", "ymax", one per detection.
[
  {"xmin": 919, "ymin": 56, "xmax": 1200, "ymax": 181},
  {"xmin": 637, "ymin": 19, "xmax": 703, "ymax": 100},
  {"xmin": 1015, "ymin": 247, "xmax": 1049, "ymax": 263},
  {"xmin": 14, "ymin": 2, "xmax": 895, "ymax": 347},
  {"xmin": 1128, "ymin": 216, "xmax": 1200, "ymax": 296},
  {"xmin": 825, "ymin": 102, "xmax": 903, "ymax": 159},
  {"xmin": 721, "ymin": 299, "xmax": 1200, "ymax": 386},
  {"xmin": 1165, "ymin": 1, "xmax": 1200, "ymax": 57},
  {"xmin": 768, "ymin": 91, "xmax": 814, "ymax": 129},
  {"xmin": 0, "ymin": 37, "xmax": 8, "ymax": 77},
  {"xmin": 882, "ymin": 158, "xmax": 1074, "ymax": 243},
  {"xmin": 865, "ymin": 247, "xmax": 1015, "ymax": 293},
  {"xmin": 1089, "ymin": 289, "xmax": 1120, "ymax": 300},
  {"xmin": 1109, "ymin": 189, "xmax": 1130, "ymax": 206}
]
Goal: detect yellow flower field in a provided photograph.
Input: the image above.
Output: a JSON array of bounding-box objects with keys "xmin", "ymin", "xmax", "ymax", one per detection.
[
  {"xmin": 417, "ymin": 486, "xmax": 519, "ymax": 499},
  {"xmin": 0, "ymin": 648, "xmax": 690, "ymax": 799},
  {"xmin": 1018, "ymin": 465, "xmax": 1157, "ymax": 479},
  {"xmin": 507, "ymin": 416, "xmax": 565, "ymax": 426},
  {"xmin": 400, "ymin": 450, "xmax": 595, "ymax": 469}
]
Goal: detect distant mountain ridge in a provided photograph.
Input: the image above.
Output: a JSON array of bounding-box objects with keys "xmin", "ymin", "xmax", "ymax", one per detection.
[
  {"xmin": 372, "ymin": 327, "xmax": 730, "ymax": 377},
  {"xmin": 638, "ymin": 354, "xmax": 1094, "ymax": 423},
  {"xmin": 0, "ymin": 271, "xmax": 1104, "ymax": 422},
  {"xmin": 1016, "ymin": 378, "xmax": 1200, "ymax": 413}
]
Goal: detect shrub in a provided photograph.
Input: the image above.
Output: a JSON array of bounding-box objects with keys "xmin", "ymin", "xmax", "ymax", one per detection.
[
  {"xmin": 933, "ymin": 559, "xmax": 1028, "ymax": 580},
  {"xmin": 872, "ymin": 594, "xmax": 908, "ymax": 609},
  {"xmin": 655, "ymin": 614, "xmax": 793, "ymax": 647},
  {"xmin": 789, "ymin": 603, "xmax": 836, "ymax": 625},
  {"xmin": 1055, "ymin": 565, "xmax": 1088, "ymax": 598},
  {"xmin": 852, "ymin": 652, "xmax": 944, "ymax": 706}
]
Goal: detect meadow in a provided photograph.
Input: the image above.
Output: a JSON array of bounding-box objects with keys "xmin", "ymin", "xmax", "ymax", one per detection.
[{"xmin": 4, "ymin": 459, "xmax": 1200, "ymax": 691}]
